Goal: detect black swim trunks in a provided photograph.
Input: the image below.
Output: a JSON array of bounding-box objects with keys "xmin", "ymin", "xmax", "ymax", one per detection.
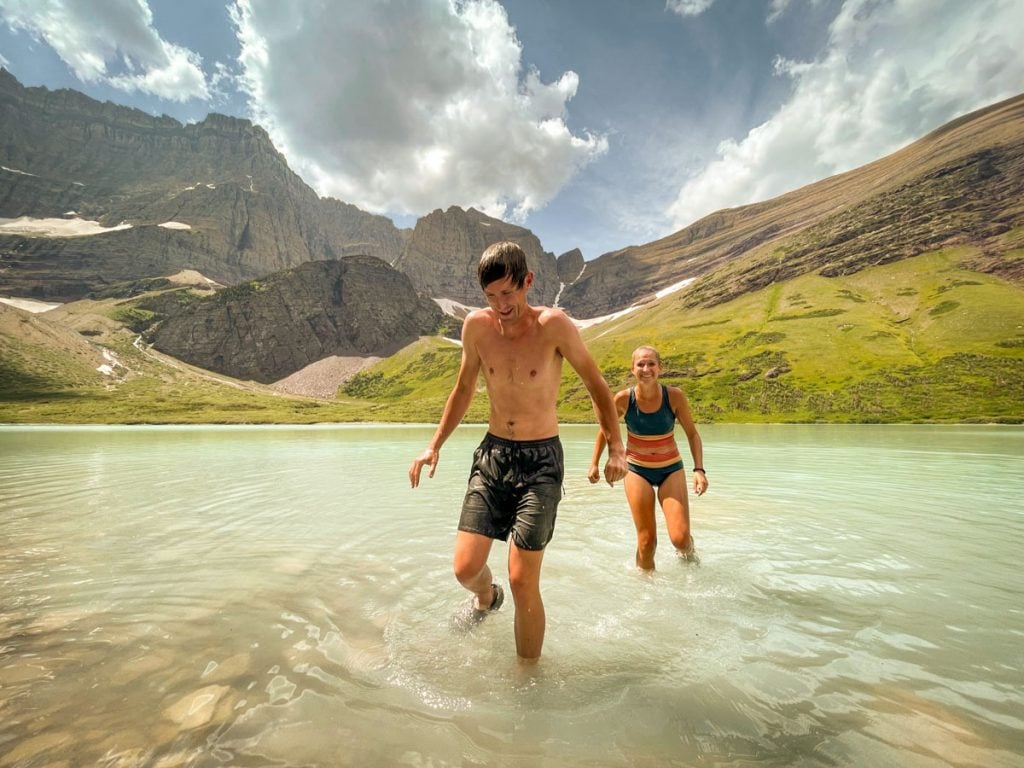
[{"xmin": 459, "ymin": 433, "xmax": 564, "ymax": 551}]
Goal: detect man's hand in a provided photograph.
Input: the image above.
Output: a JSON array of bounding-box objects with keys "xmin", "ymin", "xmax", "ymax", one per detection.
[
  {"xmin": 603, "ymin": 451, "xmax": 627, "ymax": 486},
  {"xmin": 409, "ymin": 448, "xmax": 438, "ymax": 488}
]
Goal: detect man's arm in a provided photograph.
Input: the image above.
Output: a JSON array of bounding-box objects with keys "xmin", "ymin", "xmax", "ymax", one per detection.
[
  {"xmin": 549, "ymin": 310, "xmax": 627, "ymax": 485},
  {"xmin": 588, "ymin": 389, "xmax": 627, "ymax": 484},
  {"xmin": 409, "ymin": 316, "xmax": 482, "ymax": 488}
]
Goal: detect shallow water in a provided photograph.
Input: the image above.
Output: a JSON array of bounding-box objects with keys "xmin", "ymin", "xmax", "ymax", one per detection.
[{"xmin": 1, "ymin": 424, "xmax": 1022, "ymax": 767}]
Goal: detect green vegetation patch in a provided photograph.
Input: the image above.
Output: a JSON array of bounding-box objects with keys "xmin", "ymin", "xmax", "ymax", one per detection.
[
  {"xmin": 722, "ymin": 331, "xmax": 786, "ymax": 349},
  {"xmin": 769, "ymin": 308, "xmax": 847, "ymax": 322},
  {"xmin": 110, "ymin": 306, "xmax": 157, "ymax": 333},
  {"xmin": 928, "ymin": 300, "xmax": 960, "ymax": 316}
]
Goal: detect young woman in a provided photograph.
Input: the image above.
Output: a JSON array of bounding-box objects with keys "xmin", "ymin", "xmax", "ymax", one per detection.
[{"xmin": 588, "ymin": 345, "xmax": 708, "ymax": 570}]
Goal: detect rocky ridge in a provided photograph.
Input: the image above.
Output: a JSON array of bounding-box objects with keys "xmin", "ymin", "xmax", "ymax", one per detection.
[
  {"xmin": 561, "ymin": 93, "xmax": 1024, "ymax": 317},
  {"xmin": 146, "ymin": 257, "xmax": 443, "ymax": 384},
  {"xmin": 393, "ymin": 206, "xmax": 560, "ymax": 306},
  {"xmin": 0, "ymin": 69, "xmax": 407, "ymax": 299}
]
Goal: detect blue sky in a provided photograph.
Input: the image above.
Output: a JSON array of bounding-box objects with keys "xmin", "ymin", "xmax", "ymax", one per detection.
[{"xmin": 1, "ymin": 0, "xmax": 1023, "ymax": 261}]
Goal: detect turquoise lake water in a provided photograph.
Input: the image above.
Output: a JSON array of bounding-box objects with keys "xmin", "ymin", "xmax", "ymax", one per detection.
[{"xmin": 1, "ymin": 423, "xmax": 1022, "ymax": 767}]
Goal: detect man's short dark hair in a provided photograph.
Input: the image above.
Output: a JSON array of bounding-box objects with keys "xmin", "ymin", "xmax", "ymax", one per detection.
[{"xmin": 478, "ymin": 241, "xmax": 529, "ymax": 289}]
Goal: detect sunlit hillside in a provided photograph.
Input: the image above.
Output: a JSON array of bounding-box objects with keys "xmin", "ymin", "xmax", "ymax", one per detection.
[{"xmin": 333, "ymin": 247, "xmax": 1024, "ymax": 425}]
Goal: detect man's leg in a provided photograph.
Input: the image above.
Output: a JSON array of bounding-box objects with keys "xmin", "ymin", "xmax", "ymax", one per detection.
[
  {"xmin": 453, "ymin": 530, "xmax": 497, "ymax": 608},
  {"xmin": 507, "ymin": 544, "xmax": 546, "ymax": 660}
]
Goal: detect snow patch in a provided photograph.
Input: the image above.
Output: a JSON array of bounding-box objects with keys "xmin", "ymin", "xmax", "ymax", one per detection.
[
  {"xmin": 2, "ymin": 165, "xmax": 37, "ymax": 177},
  {"xmin": 97, "ymin": 348, "xmax": 127, "ymax": 378},
  {"xmin": 434, "ymin": 297, "xmax": 479, "ymax": 317},
  {"xmin": 655, "ymin": 277, "xmax": 696, "ymax": 299},
  {"xmin": 572, "ymin": 277, "xmax": 697, "ymax": 330},
  {"xmin": 0, "ymin": 216, "xmax": 132, "ymax": 238},
  {"xmin": 0, "ymin": 297, "xmax": 62, "ymax": 313},
  {"xmin": 158, "ymin": 221, "xmax": 192, "ymax": 230}
]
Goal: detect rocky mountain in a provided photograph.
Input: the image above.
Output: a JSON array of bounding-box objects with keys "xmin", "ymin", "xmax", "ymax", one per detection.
[
  {"xmin": 0, "ymin": 69, "xmax": 408, "ymax": 300},
  {"xmin": 556, "ymin": 248, "xmax": 585, "ymax": 284},
  {"xmin": 559, "ymin": 93, "xmax": 1024, "ymax": 318},
  {"xmin": 143, "ymin": 256, "xmax": 443, "ymax": 384},
  {"xmin": 392, "ymin": 206, "xmax": 560, "ymax": 306}
]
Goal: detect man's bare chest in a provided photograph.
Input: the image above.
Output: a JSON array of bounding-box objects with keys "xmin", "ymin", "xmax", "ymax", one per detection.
[{"xmin": 478, "ymin": 334, "xmax": 559, "ymax": 387}]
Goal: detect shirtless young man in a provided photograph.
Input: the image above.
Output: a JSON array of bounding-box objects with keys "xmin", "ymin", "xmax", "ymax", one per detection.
[{"xmin": 409, "ymin": 241, "xmax": 627, "ymax": 662}]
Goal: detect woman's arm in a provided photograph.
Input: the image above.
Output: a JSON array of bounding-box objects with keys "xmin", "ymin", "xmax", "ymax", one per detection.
[{"xmin": 670, "ymin": 387, "xmax": 708, "ymax": 496}]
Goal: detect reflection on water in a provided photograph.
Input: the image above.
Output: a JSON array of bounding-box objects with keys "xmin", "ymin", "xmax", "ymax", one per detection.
[{"xmin": 1, "ymin": 424, "xmax": 1022, "ymax": 767}]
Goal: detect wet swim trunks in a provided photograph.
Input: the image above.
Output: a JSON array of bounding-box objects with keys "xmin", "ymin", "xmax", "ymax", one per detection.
[
  {"xmin": 459, "ymin": 433, "xmax": 564, "ymax": 551},
  {"xmin": 625, "ymin": 385, "xmax": 683, "ymax": 487}
]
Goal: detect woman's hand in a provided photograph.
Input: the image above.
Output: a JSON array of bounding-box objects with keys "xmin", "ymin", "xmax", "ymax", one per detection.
[{"xmin": 692, "ymin": 469, "xmax": 708, "ymax": 496}]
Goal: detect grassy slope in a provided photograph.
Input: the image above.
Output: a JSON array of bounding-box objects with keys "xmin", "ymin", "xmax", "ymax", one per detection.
[
  {"xmin": 0, "ymin": 298, "xmax": 373, "ymax": 424},
  {"xmin": 570, "ymin": 248, "xmax": 1024, "ymax": 423},
  {"xmin": 341, "ymin": 247, "xmax": 1024, "ymax": 425},
  {"xmin": 2, "ymin": 247, "xmax": 1022, "ymax": 425}
]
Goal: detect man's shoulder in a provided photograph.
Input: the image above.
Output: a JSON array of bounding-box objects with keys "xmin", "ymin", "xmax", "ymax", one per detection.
[
  {"xmin": 464, "ymin": 307, "xmax": 494, "ymax": 329},
  {"xmin": 536, "ymin": 306, "xmax": 574, "ymax": 331},
  {"xmin": 536, "ymin": 305, "xmax": 567, "ymax": 320}
]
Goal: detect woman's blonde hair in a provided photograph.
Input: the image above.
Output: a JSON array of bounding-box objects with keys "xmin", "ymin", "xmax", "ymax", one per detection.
[{"xmin": 631, "ymin": 345, "xmax": 661, "ymax": 364}]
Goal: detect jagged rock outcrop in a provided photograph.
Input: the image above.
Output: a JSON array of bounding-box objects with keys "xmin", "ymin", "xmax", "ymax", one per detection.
[
  {"xmin": 147, "ymin": 257, "xmax": 442, "ymax": 383},
  {"xmin": 0, "ymin": 69, "xmax": 408, "ymax": 300},
  {"xmin": 555, "ymin": 248, "xmax": 584, "ymax": 283},
  {"xmin": 392, "ymin": 206, "xmax": 559, "ymax": 306}
]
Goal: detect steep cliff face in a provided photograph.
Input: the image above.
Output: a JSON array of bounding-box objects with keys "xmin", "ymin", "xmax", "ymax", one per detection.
[
  {"xmin": 0, "ymin": 70, "xmax": 406, "ymax": 298},
  {"xmin": 555, "ymin": 248, "xmax": 584, "ymax": 284},
  {"xmin": 147, "ymin": 257, "xmax": 442, "ymax": 383},
  {"xmin": 393, "ymin": 206, "xmax": 559, "ymax": 306}
]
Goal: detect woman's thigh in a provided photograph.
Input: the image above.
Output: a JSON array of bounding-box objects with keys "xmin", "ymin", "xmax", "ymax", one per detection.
[
  {"xmin": 624, "ymin": 471, "xmax": 657, "ymax": 534},
  {"xmin": 657, "ymin": 470, "xmax": 691, "ymax": 539}
]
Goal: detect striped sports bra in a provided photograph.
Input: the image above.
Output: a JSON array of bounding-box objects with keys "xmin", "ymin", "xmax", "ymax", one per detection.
[{"xmin": 624, "ymin": 386, "xmax": 682, "ymax": 469}]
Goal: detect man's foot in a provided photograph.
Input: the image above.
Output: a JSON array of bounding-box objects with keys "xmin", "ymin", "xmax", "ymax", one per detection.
[
  {"xmin": 450, "ymin": 583, "xmax": 504, "ymax": 633},
  {"xmin": 677, "ymin": 539, "xmax": 700, "ymax": 565}
]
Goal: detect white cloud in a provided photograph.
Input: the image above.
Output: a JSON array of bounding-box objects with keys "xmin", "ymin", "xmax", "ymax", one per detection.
[
  {"xmin": 229, "ymin": 0, "xmax": 607, "ymax": 222},
  {"xmin": 667, "ymin": 0, "xmax": 1024, "ymax": 229},
  {"xmin": 665, "ymin": 0, "xmax": 716, "ymax": 16},
  {"xmin": 0, "ymin": 0, "xmax": 209, "ymax": 101}
]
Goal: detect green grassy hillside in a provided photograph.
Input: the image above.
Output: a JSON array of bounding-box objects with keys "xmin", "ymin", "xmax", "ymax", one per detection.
[
  {"xmin": 341, "ymin": 248, "xmax": 1024, "ymax": 425},
  {"xmin": 579, "ymin": 249, "xmax": 1023, "ymax": 422},
  {"xmin": 2, "ymin": 248, "xmax": 1021, "ymax": 425},
  {"xmin": 0, "ymin": 299, "xmax": 371, "ymax": 424}
]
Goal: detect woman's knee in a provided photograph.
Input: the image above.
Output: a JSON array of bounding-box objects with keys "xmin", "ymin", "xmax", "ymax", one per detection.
[
  {"xmin": 668, "ymin": 526, "xmax": 691, "ymax": 551},
  {"xmin": 636, "ymin": 529, "xmax": 657, "ymax": 557}
]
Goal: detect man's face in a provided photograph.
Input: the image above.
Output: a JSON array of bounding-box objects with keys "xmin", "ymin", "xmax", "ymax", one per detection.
[{"xmin": 483, "ymin": 272, "xmax": 532, "ymax": 324}]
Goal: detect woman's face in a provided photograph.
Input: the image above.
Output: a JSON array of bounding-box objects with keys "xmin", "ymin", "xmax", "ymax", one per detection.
[{"xmin": 631, "ymin": 349, "xmax": 661, "ymax": 382}]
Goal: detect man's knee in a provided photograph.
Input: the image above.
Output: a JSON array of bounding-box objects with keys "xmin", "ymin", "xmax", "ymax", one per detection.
[
  {"xmin": 453, "ymin": 558, "xmax": 482, "ymax": 586},
  {"xmin": 452, "ymin": 541, "xmax": 490, "ymax": 585},
  {"xmin": 508, "ymin": 546, "xmax": 544, "ymax": 599}
]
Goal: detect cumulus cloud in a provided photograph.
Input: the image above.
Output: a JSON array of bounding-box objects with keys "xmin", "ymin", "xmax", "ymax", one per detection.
[
  {"xmin": 665, "ymin": 0, "xmax": 716, "ymax": 16},
  {"xmin": 667, "ymin": 0, "xmax": 1024, "ymax": 229},
  {"xmin": 0, "ymin": 0, "xmax": 208, "ymax": 101},
  {"xmin": 229, "ymin": 0, "xmax": 606, "ymax": 221}
]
